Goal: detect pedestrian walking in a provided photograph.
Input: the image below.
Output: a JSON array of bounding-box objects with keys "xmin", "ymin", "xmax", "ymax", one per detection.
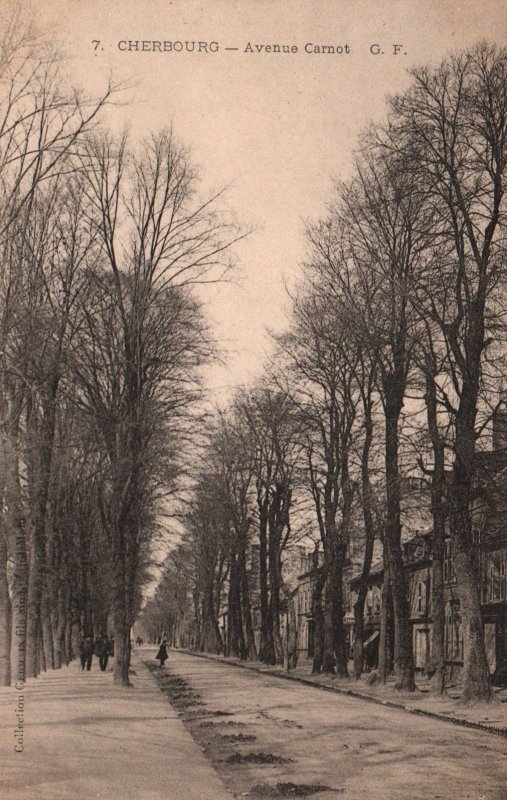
[
  {"xmin": 79, "ymin": 637, "xmax": 86, "ymax": 670},
  {"xmin": 95, "ymin": 634, "xmax": 109, "ymax": 672},
  {"xmin": 80, "ymin": 635, "xmax": 94, "ymax": 671},
  {"xmin": 156, "ymin": 639, "xmax": 169, "ymax": 668}
]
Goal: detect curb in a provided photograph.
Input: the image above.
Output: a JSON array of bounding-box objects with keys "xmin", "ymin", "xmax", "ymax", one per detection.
[{"xmin": 176, "ymin": 648, "xmax": 507, "ymax": 740}]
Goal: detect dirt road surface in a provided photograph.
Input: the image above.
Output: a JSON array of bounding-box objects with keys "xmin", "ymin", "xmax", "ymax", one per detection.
[{"xmin": 145, "ymin": 649, "xmax": 507, "ymax": 800}]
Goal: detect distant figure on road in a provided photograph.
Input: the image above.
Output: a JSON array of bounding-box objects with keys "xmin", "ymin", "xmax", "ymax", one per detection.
[
  {"xmin": 105, "ymin": 634, "xmax": 114, "ymax": 668},
  {"xmin": 156, "ymin": 639, "xmax": 169, "ymax": 668},
  {"xmin": 95, "ymin": 634, "xmax": 109, "ymax": 672},
  {"xmin": 80, "ymin": 636, "xmax": 94, "ymax": 671}
]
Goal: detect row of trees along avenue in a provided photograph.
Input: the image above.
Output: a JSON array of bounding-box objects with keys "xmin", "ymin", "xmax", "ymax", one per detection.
[
  {"xmin": 142, "ymin": 42, "xmax": 507, "ymax": 705},
  {"xmin": 0, "ymin": 13, "xmax": 242, "ymax": 687}
]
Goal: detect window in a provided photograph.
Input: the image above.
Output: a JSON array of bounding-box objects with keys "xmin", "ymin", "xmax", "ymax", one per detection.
[
  {"xmin": 488, "ymin": 564, "xmax": 495, "ymax": 602},
  {"xmin": 444, "ymin": 540, "xmax": 457, "ymax": 584},
  {"xmin": 417, "ymin": 581, "xmax": 424, "ymax": 614},
  {"xmin": 486, "ymin": 559, "xmax": 507, "ymax": 603},
  {"xmin": 458, "ymin": 617, "xmax": 464, "ymax": 661},
  {"xmin": 445, "ymin": 609, "xmax": 463, "ymax": 661},
  {"xmin": 366, "ymin": 588, "xmax": 372, "ymax": 616},
  {"xmin": 445, "ymin": 612, "xmax": 453, "ymax": 659}
]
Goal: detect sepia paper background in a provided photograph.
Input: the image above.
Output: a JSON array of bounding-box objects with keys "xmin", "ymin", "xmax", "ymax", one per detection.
[{"xmin": 1, "ymin": 2, "xmax": 507, "ymax": 797}]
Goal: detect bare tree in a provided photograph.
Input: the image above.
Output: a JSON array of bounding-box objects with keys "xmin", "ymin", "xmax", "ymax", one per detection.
[
  {"xmin": 212, "ymin": 411, "xmax": 258, "ymax": 660},
  {"xmin": 412, "ymin": 322, "xmax": 451, "ymax": 694},
  {"xmin": 306, "ymin": 148, "xmax": 435, "ymax": 690},
  {"xmin": 276, "ymin": 292, "xmax": 361, "ymax": 676},
  {"xmin": 72, "ymin": 129, "xmax": 241, "ymax": 685},
  {"xmin": 384, "ymin": 43, "xmax": 507, "ymax": 702},
  {"xmin": 0, "ymin": 9, "xmax": 116, "ymax": 686},
  {"xmin": 238, "ymin": 385, "xmax": 301, "ymax": 666},
  {"xmin": 0, "ymin": 9, "xmax": 116, "ymax": 243},
  {"xmin": 184, "ymin": 479, "xmax": 227, "ymax": 655},
  {"xmin": 350, "ymin": 349, "xmax": 382, "ymax": 681}
]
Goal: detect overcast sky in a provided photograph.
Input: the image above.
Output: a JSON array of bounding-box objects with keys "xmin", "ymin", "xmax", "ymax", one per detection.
[{"xmin": 33, "ymin": 0, "xmax": 507, "ymax": 401}]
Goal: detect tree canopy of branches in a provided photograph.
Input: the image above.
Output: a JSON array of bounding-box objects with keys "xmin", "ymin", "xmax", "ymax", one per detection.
[
  {"xmin": 164, "ymin": 42, "xmax": 507, "ymax": 707},
  {"xmin": 0, "ymin": 11, "xmax": 242, "ymax": 688}
]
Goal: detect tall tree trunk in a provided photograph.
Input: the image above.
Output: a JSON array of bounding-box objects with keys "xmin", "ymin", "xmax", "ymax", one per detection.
[
  {"xmin": 452, "ymin": 378, "xmax": 492, "ymax": 702},
  {"xmin": 378, "ymin": 550, "xmax": 391, "ymax": 684},
  {"xmin": 69, "ymin": 610, "xmax": 80, "ymax": 663},
  {"xmin": 424, "ymin": 366, "xmax": 446, "ymax": 694},
  {"xmin": 202, "ymin": 582, "xmax": 222, "ymax": 653},
  {"xmin": 334, "ymin": 545, "xmax": 348, "ymax": 677},
  {"xmin": 26, "ymin": 532, "xmax": 45, "ymax": 677},
  {"xmin": 353, "ymin": 536, "xmax": 375, "ymax": 680},
  {"xmin": 54, "ymin": 582, "xmax": 67, "ymax": 669},
  {"xmin": 385, "ymin": 391, "xmax": 415, "ymax": 691},
  {"xmin": 430, "ymin": 545, "xmax": 445, "ymax": 694},
  {"xmin": 322, "ymin": 556, "xmax": 335, "ymax": 674},
  {"xmin": 456, "ymin": 542, "xmax": 491, "ymax": 704},
  {"xmin": 113, "ymin": 603, "xmax": 130, "ymax": 685},
  {"xmin": 312, "ymin": 565, "xmax": 326, "ymax": 673},
  {"xmin": 6, "ymin": 434, "xmax": 28, "ymax": 687},
  {"xmin": 353, "ymin": 382, "xmax": 376, "ymax": 680},
  {"xmin": 227, "ymin": 553, "xmax": 245, "ymax": 659},
  {"xmin": 353, "ymin": 598, "xmax": 365, "ymax": 681},
  {"xmin": 48, "ymin": 536, "xmax": 60, "ymax": 668},
  {"xmin": 285, "ymin": 593, "xmax": 299, "ymax": 669},
  {"xmin": 268, "ymin": 528, "xmax": 283, "ymax": 665},
  {"xmin": 258, "ymin": 506, "xmax": 272, "ymax": 663},
  {"xmin": 0, "ymin": 531, "xmax": 12, "ymax": 685},
  {"xmin": 41, "ymin": 584, "xmax": 55, "ymax": 670},
  {"xmin": 335, "ymin": 441, "xmax": 353, "ymax": 679},
  {"xmin": 453, "ymin": 476, "xmax": 491, "ymax": 702},
  {"xmin": 238, "ymin": 544, "xmax": 257, "ymax": 660},
  {"xmin": 112, "ymin": 543, "xmax": 130, "ymax": 686},
  {"xmin": 39, "ymin": 624, "xmax": 46, "ymax": 672},
  {"xmin": 192, "ymin": 588, "xmax": 202, "ymax": 651},
  {"xmin": 214, "ymin": 562, "xmax": 226, "ymax": 654},
  {"xmin": 26, "ymin": 389, "xmax": 59, "ymax": 679}
]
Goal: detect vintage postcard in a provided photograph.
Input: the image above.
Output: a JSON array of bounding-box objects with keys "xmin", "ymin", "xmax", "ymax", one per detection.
[{"xmin": 1, "ymin": 1, "xmax": 506, "ymax": 799}]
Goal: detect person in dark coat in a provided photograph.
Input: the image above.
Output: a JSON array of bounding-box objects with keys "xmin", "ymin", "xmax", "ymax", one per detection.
[
  {"xmin": 95, "ymin": 634, "xmax": 109, "ymax": 672},
  {"xmin": 156, "ymin": 639, "xmax": 168, "ymax": 667},
  {"xmin": 80, "ymin": 636, "xmax": 94, "ymax": 671},
  {"xmin": 79, "ymin": 638, "xmax": 87, "ymax": 670}
]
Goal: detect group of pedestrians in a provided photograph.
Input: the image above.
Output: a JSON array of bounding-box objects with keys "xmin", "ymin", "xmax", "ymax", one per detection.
[
  {"xmin": 79, "ymin": 631, "xmax": 168, "ymax": 672},
  {"xmin": 79, "ymin": 633, "xmax": 114, "ymax": 672}
]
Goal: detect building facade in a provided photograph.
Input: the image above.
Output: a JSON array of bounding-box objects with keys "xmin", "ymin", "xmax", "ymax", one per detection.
[{"xmin": 292, "ymin": 527, "xmax": 507, "ymax": 683}]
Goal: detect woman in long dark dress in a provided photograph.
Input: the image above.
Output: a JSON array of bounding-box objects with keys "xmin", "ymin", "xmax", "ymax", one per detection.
[{"xmin": 156, "ymin": 639, "xmax": 168, "ymax": 667}]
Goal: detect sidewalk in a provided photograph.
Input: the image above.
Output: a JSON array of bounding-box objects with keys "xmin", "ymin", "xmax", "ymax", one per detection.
[
  {"xmin": 0, "ymin": 653, "xmax": 232, "ymax": 800},
  {"xmin": 181, "ymin": 649, "xmax": 507, "ymax": 737}
]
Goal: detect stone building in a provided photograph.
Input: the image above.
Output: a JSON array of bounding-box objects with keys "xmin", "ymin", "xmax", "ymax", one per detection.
[{"xmin": 290, "ymin": 407, "xmax": 507, "ymax": 682}]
